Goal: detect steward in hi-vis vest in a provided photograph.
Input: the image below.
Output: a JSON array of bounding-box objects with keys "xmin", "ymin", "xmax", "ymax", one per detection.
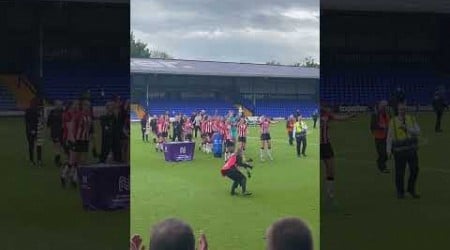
[
  {"xmin": 386, "ymin": 103, "xmax": 420, "ymax": 199},
  {"xmin": 293, "ymin": 117, "xmax": 308, "ymax": 157}
]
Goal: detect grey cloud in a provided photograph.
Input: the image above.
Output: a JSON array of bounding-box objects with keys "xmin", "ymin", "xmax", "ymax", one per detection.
[{"xmin": 131, "ymin": 0, "xmax": 319, "ymax": 64}]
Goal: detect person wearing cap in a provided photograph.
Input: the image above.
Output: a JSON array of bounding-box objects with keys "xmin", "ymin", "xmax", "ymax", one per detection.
[
  {"xmin": 370, "ymin": 100, "xmax": 390, "ymax": 173},
  {"xmin": 293, "ymin": 116, "xmax": 308, "ymax": 157},
  {"xmin": 386, "ymin": 102, "xmax": 420, "ymax": 199}
]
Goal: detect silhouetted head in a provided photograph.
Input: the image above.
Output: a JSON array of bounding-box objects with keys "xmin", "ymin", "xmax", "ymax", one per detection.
[
  {"xmin": 149, "ymin": 218, "xmax": 195, "ymax": 250},
  {"xmin": 266, "ymin": 217, "xmax": 313, "ymax": 250}
]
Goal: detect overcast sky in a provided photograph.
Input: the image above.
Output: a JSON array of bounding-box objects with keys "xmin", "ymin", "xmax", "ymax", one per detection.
[{"xmin": 131, "ymin": 0, "xmax": 319, "ymax": 65}]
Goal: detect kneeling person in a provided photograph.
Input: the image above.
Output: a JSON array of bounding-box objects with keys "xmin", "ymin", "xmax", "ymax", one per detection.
[{"xmin": 221, "ymin": 149, "xmax": 253, "ymax": 196}]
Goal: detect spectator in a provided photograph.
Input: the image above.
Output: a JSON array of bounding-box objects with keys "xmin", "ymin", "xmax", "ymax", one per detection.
[
  {"xmin": 99, "ymin": 102, "xmax": 115, "ymax": 163},
  {"xmin": 112, "ymin": 98, "xmax": 123, "ymax": 162},
  {"xmin": 130, "ymin": 218, "xmax": 208, "ymax": 250},
  {"xmin": 121, "ymin": 100, "xmax": 130, "ymax": 163},
  {"xmin": 266, "ymin": 217, "xmax": 313, "ymax": 250},
  {"xmin": 47, "ymin": 100, "xmax": 64, "ymax": 166},
  {"xmin": 25, "ymin": 97, "xmax": 42, "ymax": 167},
  {"xmin": 141, "ymin": 112, "xmax": 149, "ymax": 142}
]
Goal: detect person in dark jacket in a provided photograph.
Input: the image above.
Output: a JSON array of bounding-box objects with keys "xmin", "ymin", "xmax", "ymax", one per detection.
[
  {"xmin": 47, "ymin": 100, "xmax": 64, "ymax": 166},
  {"xmin": 150, "ymin": 115, "xmax": 158, "ymax": 143},
  {"xmin": 172, "ymin": 115, "xmax": 183, "ymax": 142},
  {"xmin": 312, "ymin": 109, "xmax": 319, "ymax": 128},
  {"xmin": 112, "ymin": 99, "xmax": 123, "ymax": 162},
  {"xmin": 25, "ymin": 98, "xmax": 40, "ymax": 166},
  {"xmin": 141, "ymin": 112, "xmax": 149, "ymax": 142},
  {"xmin": 99, "ymin": 102, "xmax": 115, "ymax": 163},
  {"xmin": 432, "ymin": 91, "xmax": 447, "ymax": 132},
  {"xmin": 121, "ymin": 100, "xmax": 130, "ymax": 163}
]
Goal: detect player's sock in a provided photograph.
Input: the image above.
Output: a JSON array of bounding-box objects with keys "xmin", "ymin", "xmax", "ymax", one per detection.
[
  {"xmin": 70, "ymin": 165, "xmax": 78, "ymax": 187},
  {"xmin": 260, "ymin": 148, "xmax": 264, "ymax": 161},
  {"xmin": 54, "ymin": 154, "xmax": 61, "ymax": 166},
  {"xmin": 231, "ymin": 181, "xmax": 239, "ymax": 195},
  {"xmin": 60, "ymin": 163, "xmax": 69, "ymax": 187},
  {"xmin": 266, "ymin": 148, "xmax": 273, "ymax": 160},
  {"xmin": 37, "ymin": 146, "xmax": 42, "ymax": 167},
  {"xmin": 241, "ymin": 179, "xmax": 251, "ymax": 195},
  {"xmin": 325, "ymin": 177, "xmax": 335, "ymax": 199}
]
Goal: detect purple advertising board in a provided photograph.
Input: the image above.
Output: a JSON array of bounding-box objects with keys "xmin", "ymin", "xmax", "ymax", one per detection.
[
  {"xmin": 163, "ymin": 142, "xmax": 195, "ymax": 162},
  {"xmin": 78, "ymin": 163, "xmax": 130, "ymax": 211}
]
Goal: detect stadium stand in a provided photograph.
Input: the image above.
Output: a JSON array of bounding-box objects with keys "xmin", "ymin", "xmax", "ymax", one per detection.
[
  {"xmin": 321, "ymin": 67, "xmax": 448, "ymax": 106},
  {"xmin": 42, "ymin": 63, "xmax": 129, "ymax": 105},
  {"xmin": 0, "ymin": 84, "xmax": 17, "ymax": 110},
  {"xmin": 132, "ymin": 58, "xmax": 319, "ymax": 119},
  {"xmin": 141, "ymin": 97, "xmax": 316, "ymax": 118},
  {"xmin": 144, "ymin": 98, "xmax": 236, "ymax": 116},
  {"xmin": 0, "ymin": 75, "xmax": 35, "ymax": 110},
  {"xmin": 249, "ymin": 99, "xmax": 316, "ymax": 118}
]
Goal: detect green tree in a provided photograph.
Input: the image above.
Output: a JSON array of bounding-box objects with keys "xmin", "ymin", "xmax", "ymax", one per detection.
[
  {"xmin": 294, "ymin": 57, "xmax": 320, "ymax": 68},
  {"xmin": 130, "ymin": 32, "xmax": 173, "ymax": 59},
  {"xmin": 266, "ymin": 60, "xmax": 281, "ymax": 66},
  {"xmin": 130, "ymin": 32, "xmax": 151, "ymax": 58},
  {"xmin": 150, "ymin": 50, "xmax": 173, "ymax": 59}
]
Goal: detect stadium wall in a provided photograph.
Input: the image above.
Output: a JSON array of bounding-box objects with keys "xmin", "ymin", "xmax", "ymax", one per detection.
[{"xmin": 338, "ymin": 105, "xmax": 434, "ymax": 113}]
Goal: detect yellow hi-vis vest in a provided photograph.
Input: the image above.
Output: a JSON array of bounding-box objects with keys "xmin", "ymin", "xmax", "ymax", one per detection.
[
  {"xmin": 295, "ymin": 122, "xmax": 302, "ymax": 132},
  {"xmin": 390, "ymin": 115, "xmax": 418, "ymax": 152},
  {"xmin": 294, "ymin": 121, "xmax": 306, "ymax": 136}
]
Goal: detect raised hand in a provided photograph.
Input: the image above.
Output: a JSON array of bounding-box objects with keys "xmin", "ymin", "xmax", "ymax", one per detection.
[
  {"xmin": 198, "ymin": 231, "xmax": 208, "ymax": 250},
  {"xmin": 130, "ymin": 234, "xmax": 145, "ymax": 250}
]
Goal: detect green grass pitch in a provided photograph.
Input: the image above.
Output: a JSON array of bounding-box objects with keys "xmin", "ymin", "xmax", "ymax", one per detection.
[
  {"xmin": 0, "ymin": 117, "xmax": 128, "ymax": 250},
  {"xmin": 131, "ymin": 120, "xmax": 320, "ymax": 250},
  {"xmin": 321, "ymin": 112, "xmax": 450, "ymax": 250}
]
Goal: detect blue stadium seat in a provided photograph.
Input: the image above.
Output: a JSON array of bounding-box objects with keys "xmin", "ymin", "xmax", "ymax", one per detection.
[
  {"xmin": 0, "ymin": 85, "xmax": 17, "ymax": 110},
  {"xmin": 41, "ymin": 63, "xmax": 129, "ymax": 106},
  {"xmin": 145, "ymin": 98, "xmax": 237, "ymax": 116},
  {"xmin": 321, "ymin": 67, "xmax": 449, "ymax": 106},
  {"xmin": 145, "ymin": 98, "xmax": 317, "ymax": 118},
  {"xmin": 248, "ymin": 99, "xmax": 317, "ymax": 118}
]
